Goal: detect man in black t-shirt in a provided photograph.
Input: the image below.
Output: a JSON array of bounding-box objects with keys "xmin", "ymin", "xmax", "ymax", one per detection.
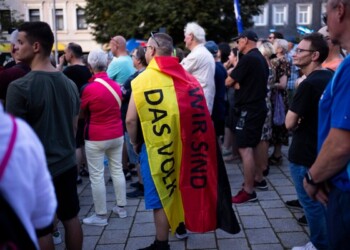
[
  {"xmin": 226, "ymin": 31, "xmax": 268, "ymax": 204},
  {"xmin": 285, "ymin": 33, "xmax": 332, "ymax": 250},
  {"xmin": 59, "ymin": 42, "xmax": 92, "ymax": 183}
]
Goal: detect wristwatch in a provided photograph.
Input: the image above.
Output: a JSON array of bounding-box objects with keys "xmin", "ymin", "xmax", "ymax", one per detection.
[{"xmin": 305, "ymin": 171, "xmax": 317, "ymax": 186}]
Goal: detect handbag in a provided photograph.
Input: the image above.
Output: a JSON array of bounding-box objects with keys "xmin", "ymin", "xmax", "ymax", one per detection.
[
  {"xmin": 94, "ymin": 78, "xmax": 122, "ymax": 108},
  {"xmin": 273, "ymin": 92, "xmax": 285, "ymax": 126}
]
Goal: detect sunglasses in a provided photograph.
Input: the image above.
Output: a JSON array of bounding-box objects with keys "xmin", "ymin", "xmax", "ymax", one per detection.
[{"xmin": 150, "ymin": 32, "xmax": 160, "ymax": 47}]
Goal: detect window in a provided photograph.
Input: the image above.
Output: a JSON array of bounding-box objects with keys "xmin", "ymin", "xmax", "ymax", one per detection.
[
  {"xmin": 272, "ymin": 4, "xmax": 288, "ymax": 26},
  {"xmin": 297, "ymin": 4, "xmax": 312, "ymax": 25},
  {"xmin": 55, "ymin": 9, "xmax": 64, "ymax": 30},
  {"xmin": 0, "ymin": 10, "xmax": 11, "ymax": 31},
  {"xmin": 29, "ymin": 9, "xmax": 40, "ymax": 22},
  {"xmin": 253, "ymin": 5, "xmax": 268, "ymax": 26},
  {"xmin": 76, "ymin": 8, "xmax": 87, "ymax": 30}
]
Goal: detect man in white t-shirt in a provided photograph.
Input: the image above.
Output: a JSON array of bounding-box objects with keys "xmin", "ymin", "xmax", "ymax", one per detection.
[{"xmin": 181, "ymin": 22, "xmax": 215, "ymax": 114}]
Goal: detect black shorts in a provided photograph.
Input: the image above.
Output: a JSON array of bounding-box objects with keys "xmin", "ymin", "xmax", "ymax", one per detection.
[
  {"xmin": 75, "ymin": 119, "xmax": 85, "ymax": 148},
  {"xmin": 53, "ymin": 166, "xmax": 80, "ymax": 221},
  {"xmin": 234, "ymin": 108, "xmax": 267, "ymax": 148}
]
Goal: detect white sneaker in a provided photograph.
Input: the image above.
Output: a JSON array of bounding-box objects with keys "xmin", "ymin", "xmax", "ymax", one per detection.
[
  {"xmin": 112, "ymin": 206, "xmax": 127, "ymax": 218},
  {"xmin": 83, "ymin": 214, "xmax": 108, "ymax": 226},
  {"xmin": 52, "ymin": 229, "xmax": 62, "ymax": 245},
  {"xmin": 292, "ymin": 242, "xmax": 318, "ymax": 250}
]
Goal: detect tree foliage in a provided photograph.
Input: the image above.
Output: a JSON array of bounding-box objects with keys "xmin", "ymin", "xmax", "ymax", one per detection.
[
  {"xmin": 84, "ymin": 0, "xmax": 267, "ymax": 46},
  {"xmin": 0, "ymin": 0, "xmax": 24, "ymax": 37}
]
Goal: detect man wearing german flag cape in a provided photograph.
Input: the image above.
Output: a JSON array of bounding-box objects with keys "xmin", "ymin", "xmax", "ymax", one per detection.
[{"xmin": 126, "ymin": 33, "xmax": 240, "ymax": 250}]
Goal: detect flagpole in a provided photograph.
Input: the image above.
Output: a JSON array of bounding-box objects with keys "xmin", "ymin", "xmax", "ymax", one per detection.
[
  {"xmin": 233, "ymin": 0, "xmax": 244, "ymax": 33},
  {"xmin": 52, "ymin": 0, "xmax": 58, "ymax": 66}
]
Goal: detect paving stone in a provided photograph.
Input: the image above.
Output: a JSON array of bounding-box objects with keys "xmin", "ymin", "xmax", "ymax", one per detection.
[
  {"xmin": 259, "ymin": 199, "xmax": 285, "ymax": 209},
  {"xmin": 130, "ymin": 222, "xmax": 156, "ymax": 236},
  {"xmin": 134, "ymin": 211, "xmax": 154, "ymax": 223},
  {"xmin": 245, "ymin": 228, "xmax": 279, "ymax": 244},
  {"xmin": 218, "ymin": 238, "xmax": 250, "ymax": 250},
  {"xmin": 265, "ymin": 208, "xmax": 293, "ymax": 219},
  {"xmin": 82, "ymin": 224, "xmax": 105, "ymax": 235},
  {"xmin": 275, "ymin": 185, "xmax": 296, "ymax": 195},
  {"xmin": 270, "ymin": 218, "xmax": 303, "ymax": 232},
  {"xmin": 236, "ymin": 205, "xmax": 265, "ymax": 216},
  {"xmin": 256, "ymin": 190, "xmax": 280, "ymax": 201},
  {"xmin": 278, "ymin": 232, "xmax": 309, "ymax": 249},
  {"xmin": 125, "ymin": 236, "xmax": 154, "ymax": 250},
  {"xmin": 251, "ymin": 244, "xmax": 284, "ymax": 250},
  {"xmin": 216, "ymin": 228, "xmax": 245, "ymax": 239},
  {"xmin": 82, "ymin": 236, "xmax": 99, "ymax": 250},
  {"xmin": 186, "ymin": 233, "xmax": 216, "ymax": 249},
  {"xmin": 95, "ymin": 244, "xmax": 125, "ymax": 250},
  {"xmin": 99, "ymin": 229, "xmax": 129, "ymax": 244},
  {"xmin": 106, "ymin": 217, "xmax": 133, "ymax": 230},
  {"xmin": 269, "ymin": 178, "xmax": 293, "ymax": 187},
  {"xmin": 240, "ymin": 215, "xmax": 270, "ymax": 229}
]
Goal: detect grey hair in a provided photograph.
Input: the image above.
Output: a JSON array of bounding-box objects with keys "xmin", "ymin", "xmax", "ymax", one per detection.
[
  {"xmin": 88, "ymin": 48, "xmax": 108, "ymax": 72},
  {"xmin": 152, "ymin": 33, "xmax": 173, "ymax": 56},
  {"xmin": 9, "ymin": 30, "xmax": 19, "ymax": 44},
  {"xmin": 274, "ymin": 39, "xmax": 289, "ymax": 54},
  {"xmin": 184, "ymin": 22, "xmax": 206, "ymax": 43}
]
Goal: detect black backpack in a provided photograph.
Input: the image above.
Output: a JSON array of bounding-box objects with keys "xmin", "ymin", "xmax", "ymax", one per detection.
[{"xmin": 0, "ymin": 192, "xmax": 36, "ymax": 250}]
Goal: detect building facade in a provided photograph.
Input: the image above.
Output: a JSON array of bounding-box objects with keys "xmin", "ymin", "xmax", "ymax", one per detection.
[
  {"xmin": 1, "ymin": 0, "xmax": 99, "ymax": 52},
  {"xmin": 252, "ymin": 0, "xmax": 327, "ymax": 41}
]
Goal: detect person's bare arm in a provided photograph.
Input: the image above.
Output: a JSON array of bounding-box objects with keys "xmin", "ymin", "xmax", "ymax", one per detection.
[
  {"xmin": 126, "ymin": 95, "xmax": 140, "ymax": 151},
  {"xmin": 309, "ymin": 128, "xmax": 350, "ymax": 183},
  {"xmin": 285, "ymin": 110, "xmax": 299, "ymax": 130}
]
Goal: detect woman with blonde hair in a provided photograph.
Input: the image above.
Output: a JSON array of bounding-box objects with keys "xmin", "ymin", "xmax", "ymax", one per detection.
[
  {"xmin": 254, "ymin": 41, "xmax": 275, "ymax": 180},
  {"xmin": 269, "ymin": 39, "xmax": 291, "ymax": 166}
]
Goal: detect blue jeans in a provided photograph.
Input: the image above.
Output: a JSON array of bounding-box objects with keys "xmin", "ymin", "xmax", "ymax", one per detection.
[
  {"xmin": 327, "ymin": 186, "xmax": 350, "ymax": 250},
  {"xmin": 289, "ymin": 163, "xmax": 328, "ymax": 249}
]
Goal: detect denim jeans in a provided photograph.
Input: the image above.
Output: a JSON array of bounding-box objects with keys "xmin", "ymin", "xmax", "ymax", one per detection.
[
  {"xmin": 85, "ymin": 137, "xmax": 126, "ymax": 215},
  {"xmin": 327, "ymin": 187, "xmax": 350, "ymax": 250},
  {"xmin": 289, "ymin": 163, "xmax": 328, "ymax": 249}
]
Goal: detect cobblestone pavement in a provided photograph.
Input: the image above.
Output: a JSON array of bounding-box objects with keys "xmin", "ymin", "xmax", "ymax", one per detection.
[{"xmin": 56, "ymin": 147, "xmax": 310, "ymax": 250}]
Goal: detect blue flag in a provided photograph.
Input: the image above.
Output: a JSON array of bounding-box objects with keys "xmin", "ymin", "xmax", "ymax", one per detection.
[{"xmin": 233, "ymin": 0, "xmax": 243, "ymax": 33}]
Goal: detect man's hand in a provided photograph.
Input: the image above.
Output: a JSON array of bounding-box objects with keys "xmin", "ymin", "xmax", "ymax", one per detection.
[{"xmin": 303, "ymin": 178, "xmax": 329, "ymax": 205}]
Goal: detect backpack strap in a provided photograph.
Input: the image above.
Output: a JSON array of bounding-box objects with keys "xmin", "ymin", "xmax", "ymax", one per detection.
[
  {"xmin": 0, "ymin": 116, "xmax": 17, "ymax": 180},
  {"xmin": 95, "ymin": 78, "xmax": 122, "ymax": 108}
]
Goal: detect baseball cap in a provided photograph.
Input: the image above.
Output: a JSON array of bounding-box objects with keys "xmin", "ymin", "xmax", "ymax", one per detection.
[
  {"xmin": 204, "ymin": 40, "xmax": 218, "ymax": 57},
  {"xmin": 232, "ymin": 30, "xmax": 258, "ymax": 42}
]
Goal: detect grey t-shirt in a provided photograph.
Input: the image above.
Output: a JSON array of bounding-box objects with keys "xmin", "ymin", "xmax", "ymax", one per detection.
[{"xmin": 6, "ymin": 71, "xmax": 80, "ymax": 177}]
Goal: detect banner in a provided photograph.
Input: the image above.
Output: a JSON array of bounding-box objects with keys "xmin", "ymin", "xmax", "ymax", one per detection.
[{"xmin": 132, "ymin": 56, "xmax": 240, "ymax": 234}]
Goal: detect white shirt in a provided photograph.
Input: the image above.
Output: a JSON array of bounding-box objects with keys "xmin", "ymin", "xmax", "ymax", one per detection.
[
  {"xmin": 0, "ymin": 104, "xmax": 57, "ymax": 249},
  {"xmin": 181, "ymin": 44, "xmax": 216, "ymax": 114}
]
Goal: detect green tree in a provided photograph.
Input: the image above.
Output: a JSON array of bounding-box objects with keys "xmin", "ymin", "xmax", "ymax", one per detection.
[
  {"xmin": 84, "ymin": 0, "xmax": 267, "ymax": 46},
  {"xmin": 0, "ymin": 0, "xmax": 24, "ymax": 38}
]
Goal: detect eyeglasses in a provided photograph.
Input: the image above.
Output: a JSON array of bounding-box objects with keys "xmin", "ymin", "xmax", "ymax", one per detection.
[
  {"xmin": 143, "ymin": 46, "xmax": 154, "ymax": 53},
  {"xmin": 130, "ymin": 54, "xmax": 138, "ymax": 59},
  {"xmin": 150, "ymin": 32, "xmax": 160, "ymax": 47},
  {"xmin": 295, "ymin": 48, "xmax": 315, "ymax": 54}
]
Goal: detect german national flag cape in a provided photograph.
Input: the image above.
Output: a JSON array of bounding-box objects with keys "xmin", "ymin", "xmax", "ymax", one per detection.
[{"xmin": 131, "ymin": 56, "xmax": 240, "ymax": 234}]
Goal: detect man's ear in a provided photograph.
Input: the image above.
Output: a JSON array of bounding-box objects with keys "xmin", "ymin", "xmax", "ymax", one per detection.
[
  {"xmin": 32, "ymin": 41, "xmax": 40, "ymax": 53},
  {"xmin": 311, "ymin": 51, "xmax": 320, "ymax": 62}
]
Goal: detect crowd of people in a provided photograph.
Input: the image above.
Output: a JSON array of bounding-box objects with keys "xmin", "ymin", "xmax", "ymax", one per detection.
[{"xmin": 1, "ymin": 0, "xmax": 350, "ymax": 249}]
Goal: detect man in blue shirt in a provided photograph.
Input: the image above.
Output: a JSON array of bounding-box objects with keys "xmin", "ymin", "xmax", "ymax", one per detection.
[
  {"xmin": 107, "ymin": 35, "xmax": 135, "ymax": 85},
  {"xmin": 304, "ymin": 0, "xmax": 350, "ymax": 248}
]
